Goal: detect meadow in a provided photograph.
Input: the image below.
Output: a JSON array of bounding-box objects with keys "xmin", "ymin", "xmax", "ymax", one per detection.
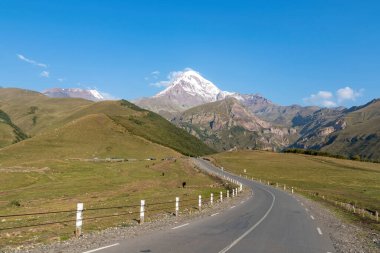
[{"xmin": 211, "ymin": 150, "xmax": 380, "ymax": 229}]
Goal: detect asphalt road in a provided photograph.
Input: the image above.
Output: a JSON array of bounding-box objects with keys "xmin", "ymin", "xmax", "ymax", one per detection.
[{"xmin": 86, "ymin": 158, "xmax": 335, "ymax": 253}]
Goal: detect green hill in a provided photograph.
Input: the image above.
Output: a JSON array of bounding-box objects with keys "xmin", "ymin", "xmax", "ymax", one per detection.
[{"xmin": 0, "ymin": 88, "xmax": 214, "ymax": 160}]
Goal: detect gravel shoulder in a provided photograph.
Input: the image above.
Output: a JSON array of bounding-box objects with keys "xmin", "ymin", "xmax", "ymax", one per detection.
[{"xmin": 292, "ymin": 192, "xmax": 380, "ymax": 253}]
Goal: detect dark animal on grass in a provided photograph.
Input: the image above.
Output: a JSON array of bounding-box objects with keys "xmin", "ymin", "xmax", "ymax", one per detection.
[{"xmin": 182, "ymin": 182, "xmax": 186, "ymax": 188}]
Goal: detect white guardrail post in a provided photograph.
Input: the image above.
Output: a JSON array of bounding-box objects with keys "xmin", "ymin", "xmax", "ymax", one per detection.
[
  {"xmin": 198, "ymin": 195, "xmax": 202, "ymax": 211},
  {"xmin": 232, "ymin": 189, "xmax": 235, "ymax": 197},
  {"xmin": 175, "ymin": 197, "xmax": 179, "ymax": 216},
  {"xmin": 76, "ymin": 203, "xmax": 83, "ymax": 237},
  {"xmin": 210, "ymin": 193, "xmax": 213, "ymax": 205},
  {"xmin": 220, "ymin": 191, "xmax": 223, "ymax": 202},
  {"xmin": 227, "ymin": 190, "xmax": 229, "ymax": 198},
  {"xmin": 140, "ymin": 200, "xmax": 145, "ymax": 224}
]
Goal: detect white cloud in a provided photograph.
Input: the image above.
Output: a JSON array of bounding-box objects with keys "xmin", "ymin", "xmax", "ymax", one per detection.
[
  {"xmin": 57, "ymin": 78, "xmax": 64, "ymax": 82},
  {"xmin": 303, "ymin": 91, "xmax": 336, "ymax": 107},
  {"xmin": 304, "ymin": 86, "xmax": 364, "ymax": 108},
  {"xmin": 17, "ymin": 54, "xmax": 47, "ymax": 68},
  {"xmin": 149, "ymin": 68, "xmax": 195, "ymax": 88},
  {"xmin": 98, "ymin": 91, "xmax": 118, "ymax": 100},
  {"xmin": 151, "ymin": 70, "xmax": 160, "ymax": 76},
  {"xmin": 40, "ymin": 71, "xmax": 49, "ymax": 78},
  {"xmin": 145, "ymin": 70, "xmax": 161, "ymax": 81},
  {"xmin": 336, "ymin": 87, "xmax": 363, "ymax": 102}
]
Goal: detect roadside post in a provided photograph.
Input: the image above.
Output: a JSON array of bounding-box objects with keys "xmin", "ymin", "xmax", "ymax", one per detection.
[
  {"xmin": 76, "ymin": 203, "xmax": 83, "ymax": 237},
  {"xmin": 198, "ymin": 195, "xmax": 202, "ymax": 211},
  {"xmin": 140, "ymin": 200, "xmax": 145, "ymax": 224},
  {"xmin": 227, "ymin": 190, "xmax": 229, "ymax": 198},
  {"xmin": 175, "ymin": 197, "xmax": 179, "ymax": 216},
  {"xmin": 210, "ymin": 193, "xmax": 213, "ymax": 205},
  {"xmin": 220, "ymin": 191, "xmax": 223, "ymax": 202}
]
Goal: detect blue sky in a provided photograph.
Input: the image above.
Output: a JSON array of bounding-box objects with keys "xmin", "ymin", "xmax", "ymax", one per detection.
[{"xmin": 1, "ymin": 0, "xmax": 379, "ymax": 107}]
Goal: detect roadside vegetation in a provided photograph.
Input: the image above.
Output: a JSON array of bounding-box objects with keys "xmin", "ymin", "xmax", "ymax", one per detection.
[{"xmin": 210, "ymin": 150, "xmax": 380, "ymax": 231}]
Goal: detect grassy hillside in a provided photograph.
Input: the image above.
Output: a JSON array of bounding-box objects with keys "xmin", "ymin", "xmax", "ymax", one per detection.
[
  {"xmin": 0, "ymin": 88, "xmax": 93, "ymax": 136},
  {"xmin": 0, "ymin": 113, "xmax": 180, "ymax": 166},
  {"xmin": 211, "ymin": 150, "xmax": 380, "ymax": 227},
  {"xmin": 0, "ymin": 89, "xmax": 214, "ymax": 157},
  {"xmin": 0, "ymin": 110, "xmax": 28, "ymax": 147},
  {"xmin": 59, "ymin": 99, "xmax": 215, "ymax": 157}
]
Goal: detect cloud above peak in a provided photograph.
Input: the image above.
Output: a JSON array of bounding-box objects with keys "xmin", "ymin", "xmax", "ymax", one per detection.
[
  {"xmin": 40, "ymin": 71, "xmax": 49, "ymax": 78},
  {"xmin": 149, "ymin": 68, "xmax": 197, "ymax": 88},
  {"xmin": 17, "ymin": 54, "xmax": 47, "ymax": 68},
  {"xmin": 303, "ymin": 91, "xmax": 336, "ymax": 107},
  {"xmin": 337, "ymin": 87, "xmax": 363, "ymax": 103},
  {"xmin": 304, "ymin": 86, "xmax": 363, "ymax": 108}
]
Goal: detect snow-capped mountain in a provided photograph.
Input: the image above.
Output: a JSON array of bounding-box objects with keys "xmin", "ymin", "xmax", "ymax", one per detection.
[
  {"xmin": 135, "ymin": 70, "xmax": 243, "ymax": 117},
  {"xmin": 43, "ymin": 88, "xmax": 105, "ymax": 101},
  {"xmin": 154, "ymin": 70, "xmax": 236, "ymax": 101}
]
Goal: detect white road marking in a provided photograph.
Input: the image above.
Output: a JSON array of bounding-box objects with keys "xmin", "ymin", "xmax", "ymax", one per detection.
[
  {"xmin": 82, "ymin": 243, "xmax": 119, "ymax": 253},
  {"xmin": 211, "ymin": 212, "xmax": 219, "ymax": 217},
  {"xmin": 305, "ymin": 208, "xmax": 309, "ymax": 212},
  {"xmin": 317, "ymin": 227, "xmax": 323, "ymax": 235},
  {"xmin": 310, "ymin": 215, "xmax": 315, "ymax": 220},
  {"xmin": 230, "ymin": 205, "xmax": 236, "ymax": 209},
  {"xmin": 219, "ymin": 186, "xmax": 276, "ymax": 253},
  {"xmin": 301, "ymin": 203, "xmax": 304, "ymax": 206},
  {"xmin": 172, "ymin": 223, "xmax": 189, "ymax": 230}
]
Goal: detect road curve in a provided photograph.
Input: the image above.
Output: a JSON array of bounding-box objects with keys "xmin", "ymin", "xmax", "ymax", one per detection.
[{"xmin": 89, "ymin": 158, "xmax": 336, "ymax": 253}]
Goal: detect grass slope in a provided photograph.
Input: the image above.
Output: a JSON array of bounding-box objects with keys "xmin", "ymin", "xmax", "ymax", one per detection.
[
  {"xmin": 58, "ymin": 99, "xmax": 215, "ymax": 157},
  {"xmin": 0, "ymin": 113, "xmax": 179, "ymax": 166},
  {"xmin": 0, "ymin": 89, "xmax": 214, "ymax": 157}
]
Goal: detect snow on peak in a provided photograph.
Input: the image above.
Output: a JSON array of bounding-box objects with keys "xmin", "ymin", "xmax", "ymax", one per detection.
[
  {"xmin": 43, "ymin": 88, "xmax": 107, "ymax": 101},
  {"xmin": 154, "ymin": 69, "xmax": 236, "ymax": 102},
  {"xmin": 89, "ymin": 89, "xmax": 104, "ymax": 100}
]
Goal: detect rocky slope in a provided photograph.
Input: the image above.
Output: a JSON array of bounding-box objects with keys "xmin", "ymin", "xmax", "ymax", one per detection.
[
  {"xmin": 292, "ymin": 99, "xmax": 380, "ymax": 160},
  {"xmin": 172, "ymin": 98, "xmax": 298, "ymax": 151}
]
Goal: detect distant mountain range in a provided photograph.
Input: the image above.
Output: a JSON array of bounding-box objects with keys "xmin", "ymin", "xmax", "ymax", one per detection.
[
  {"xmin": 133, "ymin": 70, "xmax": 380, "ymax": 160},
  {"xmin": 7, "ymin": 70, "xmax": 380, "ymax": 161},
  {"xmin": 43, "ymin": 88, "xmax": 105, "ymax": 101}
]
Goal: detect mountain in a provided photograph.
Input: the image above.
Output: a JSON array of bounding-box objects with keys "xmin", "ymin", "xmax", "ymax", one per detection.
[
  {"xmin": 172, "ymin": 97, "xmax": 297, "ymax": 151},
  {"xmin": 0, "ymin": 88, "xmax": 215, "ymax": 160},
  {"xmin": 135, "ymin": 70, "xmax": 380, "ymax": 160},
  {"xmin": 292, "ymin": 99, "xmax": 380, "ymax": 160},
  {"xmin": 135, "ymin": 70, "xmax": 240, "ymax": 118},
  {"xmin": 43, "ymin": 88, "xmax": 106, "ymax": 101}
]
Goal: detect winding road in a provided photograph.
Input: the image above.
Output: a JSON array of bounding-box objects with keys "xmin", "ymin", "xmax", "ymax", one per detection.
[{"xmin": 85, "ymin": 158, "xmax": 335, "ymax": 253}]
